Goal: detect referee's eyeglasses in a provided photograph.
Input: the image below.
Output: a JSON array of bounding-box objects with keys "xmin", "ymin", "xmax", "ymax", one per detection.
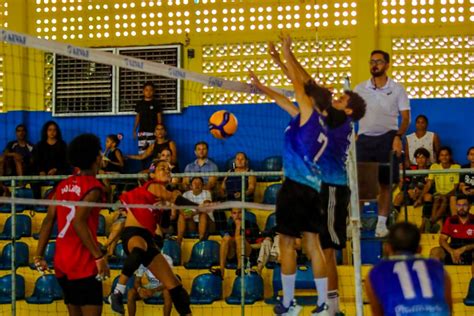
[{"xmin": 369, "ymin": 59, "xmax": 387, "ymax": 66}]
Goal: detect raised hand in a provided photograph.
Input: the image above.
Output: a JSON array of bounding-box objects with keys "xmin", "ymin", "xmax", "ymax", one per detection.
[{"xmin": 268, "ymin": 42, "xmax": 282, "ymax": 65}]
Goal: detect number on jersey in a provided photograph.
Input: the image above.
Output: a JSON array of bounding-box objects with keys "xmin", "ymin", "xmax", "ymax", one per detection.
[
  {"xmin": 57, "ymin": 206, "xmax": 76, "ymax": 238},
  {"xmin": 313, "ymin": 132, "xmax": 328, "ymax": 162},
  {"xmin": 393, "ymin": 260, "xmax": 434, "ymax": 300}
]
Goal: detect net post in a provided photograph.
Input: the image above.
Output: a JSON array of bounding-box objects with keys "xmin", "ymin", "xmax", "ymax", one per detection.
[
  {"xmin": 10, "ymin": 179, "xmax": 16, "ymax": 316},
  {"xmin": 240, "ymin": 174, "xmax": 246, "ymax": 316},
  {"xmin": 347, "ymin": 125, "xmax": 364, "ymax": 316}
]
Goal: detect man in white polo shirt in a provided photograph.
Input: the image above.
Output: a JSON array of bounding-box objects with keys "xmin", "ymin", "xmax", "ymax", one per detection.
[{"xmin": 355, "ymin": 50, "xmax": 411, "ymax": 237}]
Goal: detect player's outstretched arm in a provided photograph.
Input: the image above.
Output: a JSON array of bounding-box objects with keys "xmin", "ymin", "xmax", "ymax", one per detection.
[
  {"xmin": 34, "ymin": 200, "xmax": 57, "ymax": 272},
  {"xmin": 73, "ymin": 189, "xmax": 110, "ymax": 279},
  {"xmin": 280, "ymin": 34, "xmax": 320, "ymax": 122},
  {"xmin": 276, "ymin": 35, "xmax": 312, "ymax": 83},
  {"xmin": 249, "ymin": 71, "xmax": 299, "ymax": 117},
  {"xmin": 268, "ymin": 42, "xmax": 291, "ymax": 80},
  {"xmin": 365, "ymin": 277, "xmax": 384, "ymax": 316}
]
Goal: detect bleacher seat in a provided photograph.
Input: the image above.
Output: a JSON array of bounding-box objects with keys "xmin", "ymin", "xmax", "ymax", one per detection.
[
  {"xmin": 33, "ymin": 221, "xmax": 58, "ymax": 240},
  {"xmin": 34, "ymin": 188, "xmax": 55, "ymax": 213},
  {"xmin": 29, "ymin": 242, "xmax": 55, "ymax": 270},
  {"xmin": 184, "ymin": 240, "xmax": 220, "ymax": 269},
  {"xmin": 25, "ymin": 275, "xmax": 63, "ymax": 304},
  {"xmin": 263, "ymin": 184, "xmax": 282, "ymax": 205},
  {"xmin": 105, "ymin": 276, "xmax": 135, "ymax": 304},
  {"xmin": 225, "ymin": 273, "xmax": 264, "ymax": 305},
  {"xmin": 0, "ymin": 188, "xmax": 34, "ymax": 213},
  {"xmin": 97, "ymin": 214, "xmax": 106, "ymax": 236},
  {"xmin": 264, "ymin": 212, "xmax": 276, "ymax": 232},
  {"xmin": 362, "ymin": 201, "xmax": 378, "ymax": 215},
  {"xmin": 0, "ymin": 274, "xmax": 25, "ymax": 304},
  {"xmin": 361, "ymin": 239, "xmax": 382, "ymax": 264},
  {"xmin": 108, "ymin": 243, "xmax": 126, "ymax": 269},
  {"xmin": 260, "ymin": 156, "xmax": 282, "ymax": 182},
  {"xmin": 272, "ymin": 264, "xmax": 315, "ymax": 298},
  {"xmin": 162, "ymin": 239, "xmax": 181, "ymax": 266},
  {"xmin": 0, "ymin": 214, "xmax": 32, "ymax": 240},
  {"xmin": 0, "ymin": 242, "xmax": 29, "ymax": 269},
  {"xmin": 189, "ymin": 273, "xmax": 222, "ymax": 304}
]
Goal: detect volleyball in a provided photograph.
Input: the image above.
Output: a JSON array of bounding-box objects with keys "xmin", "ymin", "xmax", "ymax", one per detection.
[{"xmin": 208, "ymin": 110, "xmax": 238, "ymax": 139}]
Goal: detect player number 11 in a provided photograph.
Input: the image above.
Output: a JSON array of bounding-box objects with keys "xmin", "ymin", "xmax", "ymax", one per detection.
[{"xmin": 393, "ymin": 260, "xmax": 434, "ymax": 300}]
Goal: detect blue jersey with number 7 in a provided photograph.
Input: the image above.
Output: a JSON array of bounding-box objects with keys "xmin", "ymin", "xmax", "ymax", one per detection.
[
  {"xmin": 369, "ymin": 256, "xmax": 450, "ymax": 316},
  {"xmin": 283, "ymin": 110, "xmax": 328, "ymax": 192}
]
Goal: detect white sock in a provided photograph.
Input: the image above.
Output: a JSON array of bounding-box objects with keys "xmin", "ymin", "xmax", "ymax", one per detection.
[
  {"xmin": 377, "ymin": 215, "xmax": 387, "ymax": 227},
  {"xmin": 314, "ymin": 277, "xmax": 328, "ymax": 307},
  {"xmin": 281, "ymin": 273, "xmax": 296, "ymax": 308},
  {"xmin": 328, "ymin": 290, "xmax": 340, "ymax": 314},
  {"xmin": 114, "ymin": 283, "xmax": 126, "ymax": 295}
]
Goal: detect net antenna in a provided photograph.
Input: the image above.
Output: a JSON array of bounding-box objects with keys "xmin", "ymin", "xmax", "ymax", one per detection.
[{"xmin": 345, "ymin": 76, "xmax": 364, "ymax": 316}]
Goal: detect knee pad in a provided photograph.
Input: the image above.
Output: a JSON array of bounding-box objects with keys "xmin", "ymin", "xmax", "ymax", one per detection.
[
  {"xmin": 142, "ymin": 247, "xmax": 160, "ymax": 267},
  {"xmin": 122, "ymin": 247, "xmax": 146, "ymax": 277},
  {"xmin": 169, "ymin": 284, "xmax": 191, "ymax": 315}
]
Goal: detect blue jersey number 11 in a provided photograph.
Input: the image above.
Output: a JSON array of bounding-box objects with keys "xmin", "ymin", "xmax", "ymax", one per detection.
[{"xmin": 393, "ymin": 260, "xmax": 434, "ymax": 300}]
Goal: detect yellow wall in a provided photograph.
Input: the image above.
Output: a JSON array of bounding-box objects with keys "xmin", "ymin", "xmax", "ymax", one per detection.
[{"xmin": 0, "ymin": 0, "xmax": 472, "ymax": 111}]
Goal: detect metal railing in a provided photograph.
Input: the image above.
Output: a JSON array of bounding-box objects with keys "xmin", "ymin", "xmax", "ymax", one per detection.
[{"xmin": 1, "ymin": 167, "xmax": 473, "ymax": 316}]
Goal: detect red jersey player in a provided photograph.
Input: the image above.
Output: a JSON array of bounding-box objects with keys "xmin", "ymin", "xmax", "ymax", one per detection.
[
  {"xmin": 110, "ymin": 159, "xmax": 201, "ymax": 316},
  {"xmin": 34, "ymin": 134, "xmax": 110, "ymax": 316}
]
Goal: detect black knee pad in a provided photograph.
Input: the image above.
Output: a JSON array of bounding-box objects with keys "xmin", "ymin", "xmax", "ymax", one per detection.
[
  {"xmin": 142, "ymin": 247, "xmax": 160, "ymax": 267},
  {"xmin": 169, "ymin": 284, "xmax": 191, "ymax": 315},
  {"xmin": 122, "ymin": 247, "xmax": 146, "ymax": 277}
]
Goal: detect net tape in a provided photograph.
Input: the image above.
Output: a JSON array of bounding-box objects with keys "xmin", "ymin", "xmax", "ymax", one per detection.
[
  {"xmin": 0, "ymin": 28, "xmax": 295, "ymax": 98},
  {"xmin": 0, "ymin": 196, "xmax": 276, "ymax": 212}
]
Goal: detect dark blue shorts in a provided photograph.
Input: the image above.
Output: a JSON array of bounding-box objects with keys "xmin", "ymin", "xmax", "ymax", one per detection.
[{"xmin": 356, "ymin": 130, "xmax": 400, "ymax": 185}]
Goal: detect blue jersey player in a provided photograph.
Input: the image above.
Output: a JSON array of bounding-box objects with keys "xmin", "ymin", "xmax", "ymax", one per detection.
[
  {"xmin": 250, "ymin": 33, "xmax": 367, "ymax": 316},
  {"xmin": 267, "ymin": 35, "xmax": 367, "ymax": 316},
  {"xmin": 366, "ymin": 222, "xmax": 452, "ymax": 316}
]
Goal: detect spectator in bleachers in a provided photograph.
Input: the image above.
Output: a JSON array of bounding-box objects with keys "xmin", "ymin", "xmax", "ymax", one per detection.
[
  {"xmin": 256, "ymin": 234, "xmax": 303, "ymax": 275},
  {"xmin": 176, "ymin": 177, "xmax": 213, "ymax": 245},
  {"xmin": 430, "ymin": 195, "xmax": 474, "ymax": 272},
  {"xmin": 183, "ymin": 141, "xmax": 218, "ymax": 191},
  {"xmin": 103, "ymin": 208, "xmax": 127, "ymax": 257},
  {"xmin": 0, "ymin": 124, "xmax": 34, "ymax": 176},
  {"xmin": 418, "ymin": 146, "xmax": 460, "ymax": 233},
  {"xmin": 101, "ymin": 134, "xmax": 124, "ymax": 173},
  {"xmin": 457, "ymin": 146, "xmax": 474, "ymax": 205},
  {"xmin": 394, "ymin": 147, "xmax": 430, "ymax": 209},
  {"xmin": 33, "ymin": 121, "xmax": 68, "ymax": 175},
  {"xmin": 128, "ymin": 124, "xmax": 178, "ymax": 166},
  {"xmin": 133, "ymin": 82, "xmax": 163, "ymax": 155},
  {"xmin": 156, "ymin": 148, "xmax": 180, "ymax": 188},
  {"xmin": 405, "ymin": 114, "xmax": 441, "ymax": 166},
  {"xmin": 211, "ymin": 208, "xmax": 260, "ymax": 279},
  {"xmin": 0, "ymin": 182, "xmax": 10, "ymax": 197},
  {"xmin": 220, "ymin": 152, "xmax": 256, "ymax": 202},
  {"xmin": 127, "ymin": 254, "xmax": 174, "ymax": 316}
]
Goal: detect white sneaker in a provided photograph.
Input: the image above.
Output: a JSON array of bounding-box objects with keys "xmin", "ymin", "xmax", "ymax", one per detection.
[
  {"xmin": 375, "ymin": 224, "xmax": 389, "ymax": 237},
  {"xmin": 311, "ymin": 303, "xmax": 330, "ymax": 316},
  {"xmin": 274, "ymin": 299, "xmax": 303, "ymax": 316}
]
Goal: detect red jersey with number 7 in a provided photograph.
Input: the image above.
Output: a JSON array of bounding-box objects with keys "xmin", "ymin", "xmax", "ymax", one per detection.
[{"xmin": 54, "ymin": 175, "xmax": 104, "ymax": 280}]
